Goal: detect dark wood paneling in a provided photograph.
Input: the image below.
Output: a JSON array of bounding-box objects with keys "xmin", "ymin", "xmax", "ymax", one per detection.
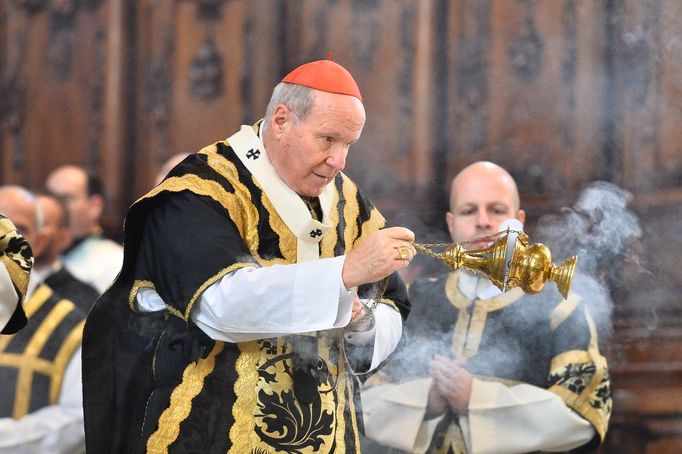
[{"xmin": 132, "ymin": 0, "xmax": 283, "ymax": 199}]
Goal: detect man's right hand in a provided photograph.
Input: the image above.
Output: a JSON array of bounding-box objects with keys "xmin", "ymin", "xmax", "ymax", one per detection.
[{"xmin": 342, "ymin": 227, "xmax": 415, "ymax": 289}]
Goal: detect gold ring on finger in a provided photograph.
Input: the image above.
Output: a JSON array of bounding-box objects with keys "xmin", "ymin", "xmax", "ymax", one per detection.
[{"xmin": 396, "ymin": 246, "xmax": 410, "ymax": 261}]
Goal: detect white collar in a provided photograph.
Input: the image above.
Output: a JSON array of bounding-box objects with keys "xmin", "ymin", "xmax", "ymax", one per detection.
[
  {"xmin": 457, "ymin": 270, "xmax": 502, "ymax": 300},
  {"xmin": 228, "ymin": 124, "xmax": 334, "ymax": 262}
]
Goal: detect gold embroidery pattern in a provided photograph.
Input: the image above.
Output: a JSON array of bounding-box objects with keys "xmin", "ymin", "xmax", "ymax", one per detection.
[
  {"xmin": 0, "ymin": 255, "xmax": 30, "ymax": 303},
  {"xmin": 320, "ymin": 184, "xmax": 340, "ymax": 259},
  {"xmin": 341, "ymin": 175, "xmax": 360, "ymax": 250},
  {"xmin": 356, "ymin": 208, "xmax": 385, "ymax": 248},
  {"xmin": 230, "ymin": 340, "xmax": 261, "ymax": 452},
  {"xmin": 142, "ymin": 174, "xmax": 247, "ymax": 243},
  {"xmin": 549, "ymin": 293, "xmax": 581, "ymax": 332},
  {"xmin": 202, "ymin": 147, "xmax": 261, "ymax": 253},
  {"xmin": 332, "ymin": 341, "xmax": 349, "ymax": 453},
  {"xmin": 185, "ymin": 262, "xmax": 256, "ymax": 320},
  {"xmin": 431, "ymin": 421, "xmax": 467, "ymax": 454},
  {"xmin": 128, "ymin": 280, "xmax": 155, "ymax": 312},
  {"xmin": 445, "ymin": 272, "xmax": 524, "ymax": 358},
  {"xmin": 49, "ymin": 320, "xmax": 85, "ymax": 402},
  {"xmin": 0, "ymin": 285, "xmax": 52, "ymax": 352},
  {"xmin": 0, "ymin": 218, "xmax": 33, "ymax": 290},
  {"xmin": 147, "ymin": 342, "xmax": 225, "ymax": 453},
  {"xmin": 8, "ymin": 297, "xmax": 77, "ymax": 418},
  {"xmin": 547, "ymin": 306, "xmax": 611, "ymax": 441}
]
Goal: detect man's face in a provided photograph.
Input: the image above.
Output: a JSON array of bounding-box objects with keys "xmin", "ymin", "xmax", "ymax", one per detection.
[
  {"xmin": 46, "ymin": 167, "xmax": 100, "ymax": 238},
  {"xmin": 36, "ymin": 195, "xmax": 71, "ymax": 265},
  {"xmin": 446, "ymin": 171, "xmax": 525, "ymax": 249},
  {"xmin": 268, "ymin": 91, "xmax": 366, "ymax": 197},
  {"xmin": 0, "ymin": 191, "xmax": 44, "ymax": 256}
]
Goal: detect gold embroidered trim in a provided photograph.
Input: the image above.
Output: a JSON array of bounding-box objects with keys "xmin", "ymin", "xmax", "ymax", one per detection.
[
  {"xmin": 548, "ymin": 334, "xmax": 610, "ymax": 441},
  {"xmin": 0, "ymin": 354, "xmax": 53, "ymax": 372},
  {"xmin": 230, "ymin": 341, "xmax": 261, "ymax": 452},
  {"xmin": 14, "ymin": 298, "xmax": 74, "ymax": 418},
  {"xmin": 432, "ymin": 422, "xmax": 467, "ymax": 454},
  {"xmin": 141, "ymin": 174, "xmax": 248, "ymax": 243},
  {"xmin": 550, "ymin": 383, "xmax": 609, "ymax": 440},
  {"xmin": 146, "ymin": 342, "xmax": 224, "ymax": 453},
  {"xmin": 49, "ymin": 320, "xmax": 84, "ymax": 403},
  {"xmin": 549, "ymin": 293, "xmax": 581, "ymax": 332},
  {"xmin": 357, "ymin": 208, "xmax": 386, "ymax": 247},
  {"xmin": 341, "ymin": 175, "xmax": 360, "ymax": 250},
  {"xmin": 334, "ymin": 343, "xmax": 352, "ymax": 453},
  {"xmin": 445, "ymin": 273, "xmax": 470, "ymax": 358},
  {"xmin": 184, "ymin": 262, "xmax": 257, "ymax": 320},
  {"xmin": 24, "ymin": 285, "xmax": 53, "ymax": 317},
  {"xmin": 0, "ymin": 255, "xmax": 29, "ymax": 302},
  {"xmin": 320, "ymin": 184, "xmax": 340, "ymax": 258},
  {"xmin": 377, "ymin": 297, "xmax": 398, "ymax": 312},
  {"xmin": 0, "ymin": 285, "xmax": 52, "ymax": 352},
  {"xmin": 128, "ymin": 280, "xmax": 155, "ymax": 312},
  {"xmin": 0, "ymin": 217, "xmax": 16, "ymax": 236},
  {"xmin": 202, "ymin": 147, "xmax": 261, "ymax": 252},
  {"xmin": 446, "ymin": 272, "xmax": 524, "ymax": 358},
  {"xmin": 581, "ymin": 306, "xmax": 609, "ymax": 432}
]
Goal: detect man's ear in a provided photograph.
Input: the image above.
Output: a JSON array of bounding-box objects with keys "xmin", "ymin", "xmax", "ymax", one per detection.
[
  {"xmin": 271, "ymin": 104, "xmax": 291, "ymax": 138},
  {"xmin": 515, "ymin": 209, "xmax": 526, "ymax": 226},
  {"xmin": 446, "ymin": 211, "xmax": 456, "ymax": 241},
  {"xmin": 89, "ymin": 194, "xmax": 104, "ymax": 223},
  {"xmin": 30, "ymin": 229, "xmax": 49, "ymax": 258},
  {"xmin": 55, "ymin": 227, "xmax": 72, "ymax": 255}
]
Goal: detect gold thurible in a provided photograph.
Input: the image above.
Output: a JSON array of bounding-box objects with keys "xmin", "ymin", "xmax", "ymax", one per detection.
[{"xmin": 415, "ymin": 230, "xmax": 577, "ymax": 299}]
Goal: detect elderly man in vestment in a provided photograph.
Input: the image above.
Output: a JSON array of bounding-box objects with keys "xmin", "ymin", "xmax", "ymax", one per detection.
[{"xmin": 82, "ymin": 58, "xmax": 414, "ymax": 453}]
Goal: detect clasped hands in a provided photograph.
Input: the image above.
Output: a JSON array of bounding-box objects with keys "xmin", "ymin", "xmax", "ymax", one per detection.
[{"xmin": 426, "ymin": 355, "xmax": 473, "ymax": 417}]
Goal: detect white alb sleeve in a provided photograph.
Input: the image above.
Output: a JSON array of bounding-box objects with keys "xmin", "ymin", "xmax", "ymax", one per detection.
[
  {"xmin": 344, "ymin": 304, "xmax": 402, "ymax": 371},
  {"xmin": 462, "ymin": 378, "xmax": 595, "ymax": 454},
  {"xmin": 362, "ymin": 377, "xmax": 443, "ymax": 453},
  {"xmin": 0, "ymin": 348, "xmax": 85, "ymax": 453},
  {"xmin": 0, "ymin": 262, "xmax": 19, "ymax": 331},
  {"xmin": 190, "ymin": 256, "xmax": 356, "ymax": 342}
]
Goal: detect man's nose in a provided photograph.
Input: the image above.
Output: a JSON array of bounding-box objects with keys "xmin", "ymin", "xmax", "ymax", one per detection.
[
  {"xmin": 326, "ymin": 145, "xmax": 348, "ymax": 171},
  {"xmin": 476, "ymin": 211, "xmax": 491, "ymax": 229}
]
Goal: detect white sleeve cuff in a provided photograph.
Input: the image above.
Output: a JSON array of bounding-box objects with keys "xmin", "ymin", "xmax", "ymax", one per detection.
[
  {"xmin": 362, "ymin": 377, "xmax": 439, "ymax": 453},
  {"xmin": 467, "ymin": 378, "xmax": 595, "ymax": 453}
]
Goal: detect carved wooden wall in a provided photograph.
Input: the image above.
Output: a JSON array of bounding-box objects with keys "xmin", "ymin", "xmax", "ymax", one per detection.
[{"xmin": 1, "ymin": 1, "xmax": 680, "ymax": 451}]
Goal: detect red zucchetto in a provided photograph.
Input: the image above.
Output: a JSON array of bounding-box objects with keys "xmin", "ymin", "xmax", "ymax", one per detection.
[{"xmin": 282, "ymin": 55, "xmax": 363, "ymax": 102}]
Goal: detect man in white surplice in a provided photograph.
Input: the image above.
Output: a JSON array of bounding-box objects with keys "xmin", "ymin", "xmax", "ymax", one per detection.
[{"xmin": 361, "ymin": 162, "xmax": 611, "ymax": 453}]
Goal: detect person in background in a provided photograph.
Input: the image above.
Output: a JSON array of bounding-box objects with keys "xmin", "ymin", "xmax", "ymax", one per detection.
[
  {"xmin": 154, "ymin": 152, "xmax": 191, "ymax": 187},
  {"xmin": 46, "ymin": 165, "xmax": 123, "ymax": 293},
  {"xmin": 0, "ymin": 185, "xmax": 85, "ymax": 454},
  {"xmin": 362, "ymin": 161, "xmax": 611, "ymax": 453},
  {"xmin": 82, "ymin": 57, "xmax": 414, "ymax": 453},
  {"xmin": 33, "ymin": 193, "xmax": 100, "ymax": 313},
  {"xmin": 0, "ymin": 212, "xmax": 32, "ymax": 334}
]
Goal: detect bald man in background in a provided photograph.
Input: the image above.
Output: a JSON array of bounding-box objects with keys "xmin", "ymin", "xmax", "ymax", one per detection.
[
  {"xmin": 46, "ymin": 165, "xmax": 123, "ymax": 293},
  {"xmin": 362, "ymin": 162, "xmax": 611, "ymax": 453},
  {"xmin": 0, "ymin": 186, "xmax": 85, "ymax": 453}
]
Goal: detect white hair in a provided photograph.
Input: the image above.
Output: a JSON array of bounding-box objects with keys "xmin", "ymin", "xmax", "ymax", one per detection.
[{"xmin": 263, "ymin": 82, "xmax": 316, "ymax": 127}]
